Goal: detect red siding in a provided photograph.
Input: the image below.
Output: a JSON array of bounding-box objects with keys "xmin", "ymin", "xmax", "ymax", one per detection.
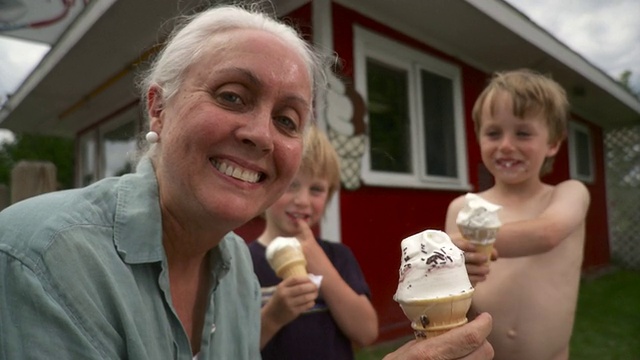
[{"xmin": 236, "ymin": 1, "xmax": 611, "ymax": 343}]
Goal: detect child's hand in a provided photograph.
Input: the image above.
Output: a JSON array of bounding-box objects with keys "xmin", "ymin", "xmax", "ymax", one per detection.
[
  {"xmin": 449, "ymin": 233, "xmax": 496, "ymax": 286},
  {"xmin": 264, "ymin": 276, "xmax": 318, "ymax": 327},
  {"xmin": 294, "ymin": 219, "xmax": 333, "ymax": 274}
]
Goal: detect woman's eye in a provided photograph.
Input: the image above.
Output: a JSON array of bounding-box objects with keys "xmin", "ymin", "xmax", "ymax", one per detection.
[
  {"xmin": 218, "ymin": 92, "xmax": 243, "ymax": 105},
  {"xmin": 517, "ymin": 131, "xmax": 531, "ymax": 137}
]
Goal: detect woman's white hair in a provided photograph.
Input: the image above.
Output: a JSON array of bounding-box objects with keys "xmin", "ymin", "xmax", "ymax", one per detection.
[{"xmin": 138, "ymin": 3, "xmax": 327, "ymax": 122}]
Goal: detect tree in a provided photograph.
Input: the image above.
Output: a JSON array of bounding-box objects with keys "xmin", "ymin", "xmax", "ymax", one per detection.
[
  {"xmin": 0, "ymin": 133, "xmax": 74, "ymax": 189},
  {"xmin": 618, "ymin": 70, "xmax": 640, "ymax": 99}
]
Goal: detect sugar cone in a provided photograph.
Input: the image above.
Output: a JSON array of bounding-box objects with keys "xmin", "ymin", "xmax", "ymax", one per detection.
[
  {"xmin": 472, "ymin": 242, "xmax": 495, "ymax": 264},
  {"xmin": 458, "ymin": 224, "xmax": 498, "ymax": 264},
  {"xmin": 398, "ymin": 290, "xmax": 474, "ymax": 340},
  {"xmin": 269, "ymin": 247, "xmax": 307, "ymax": 279}
]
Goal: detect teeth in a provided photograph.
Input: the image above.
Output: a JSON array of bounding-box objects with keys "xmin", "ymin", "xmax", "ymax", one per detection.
[
  {"xmin": 498, "ymin": 159, "xmax": 516, "ymax": 168},
  {"xmin": 213, "ymin": 160, "xmax": 260, "ymax": 183}
]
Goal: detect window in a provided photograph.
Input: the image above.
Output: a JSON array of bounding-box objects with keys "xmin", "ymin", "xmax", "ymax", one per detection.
[
  {"xmin": 76, "ymin": 105, "xmax": 142, "ymax": 186},
  {"xmin": 77, "ymin": 131, "xmax": 98, "ymax": 186},
  {"xmin": 354, "ymin": 27, "xmax": 469, "ymax": 189},
  {"xmin": 100, "ymin": 118, "xmax": 139, "ymax": 178},
  {"xmin": 568, "ymin": 121, "xmax": 594, "ymax": 183}
]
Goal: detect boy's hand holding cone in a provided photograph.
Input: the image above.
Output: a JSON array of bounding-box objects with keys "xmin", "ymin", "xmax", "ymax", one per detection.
[{"xmin": 456, "ymin": 193, "xmax": 502, "ymax": 265}]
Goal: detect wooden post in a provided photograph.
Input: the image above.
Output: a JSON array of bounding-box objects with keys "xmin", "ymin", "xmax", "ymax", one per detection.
[
  {"xmin": 0, "ymin": 184, "xmax": 8, "ymax": 211},
  {"xmin": 10, "ymin": 161, "xmax": 57, "ymax": 204}
]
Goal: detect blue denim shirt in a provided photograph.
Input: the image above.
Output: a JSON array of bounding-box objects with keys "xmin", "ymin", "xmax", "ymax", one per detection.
[{"xmin": 0, "ymin": 158, "xmax": 261, "ymax": 360}]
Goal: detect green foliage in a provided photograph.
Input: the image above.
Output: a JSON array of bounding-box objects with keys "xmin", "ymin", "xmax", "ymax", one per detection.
[
  {"xmin": 0, "ymin": 133, "xmax": 74, "ymax": 189},
  {"xmin": 618, "ymin": 70, "xmax": 640, "ymax": 99},
  {"xmin": 570, "ymin": 269, "xmax": 640, "ymax": 359}
]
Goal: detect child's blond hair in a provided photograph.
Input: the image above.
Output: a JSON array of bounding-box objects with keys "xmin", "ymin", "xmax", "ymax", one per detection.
[
  {"xmin": 471, "ymin": 69, "xmax": 569, "ymax": 176},
  {"xmin": 300, "ymin": 125, "xmax": 341, "ymax": 199}
]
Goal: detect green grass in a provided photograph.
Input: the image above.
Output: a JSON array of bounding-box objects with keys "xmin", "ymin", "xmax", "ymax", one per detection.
[
  {"xmin": 355, "ymin": 268, "xmax": 640, "ymax": 360},
  {"xmin": 569, "ymin": 269, "xmax": 640, "ymax": 359}
]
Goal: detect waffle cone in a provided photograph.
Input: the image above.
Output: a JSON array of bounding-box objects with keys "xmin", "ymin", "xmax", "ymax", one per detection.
[
  {"xmin": 269, "ymin": 247, "xmax": 307, "ymax": 279},
  {"xmin": 458, "ymin": 224, "xmax": 498, "ymax": 264},
  {"xmin": 398, "ymin": 290, "xmax": 474, "ymax": 340}
]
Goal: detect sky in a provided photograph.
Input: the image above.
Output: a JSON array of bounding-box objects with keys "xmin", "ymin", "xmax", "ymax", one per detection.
[
  {"xmin": 506, "ymin": 0, "xmax": 640, "ymax": 90},
  {"xmin": 1, "ymin": 0, "xmax": 639, "ymax": 144}
]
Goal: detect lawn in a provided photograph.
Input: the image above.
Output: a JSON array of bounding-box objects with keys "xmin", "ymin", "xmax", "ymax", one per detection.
[{"xmin": 355, "ymin": 268, "xmax": 640, "ymax": 360}]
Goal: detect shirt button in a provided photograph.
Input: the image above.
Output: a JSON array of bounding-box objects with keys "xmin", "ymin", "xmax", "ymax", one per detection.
[{"xmin": 210, "ymin": 324, "xmax": 216, "ymax": 334}]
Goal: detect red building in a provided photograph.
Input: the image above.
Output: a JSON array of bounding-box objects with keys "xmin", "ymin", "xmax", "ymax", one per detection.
[{"xmin": 2, "ymin": 0, "xmax": 639, "ymax": 343}]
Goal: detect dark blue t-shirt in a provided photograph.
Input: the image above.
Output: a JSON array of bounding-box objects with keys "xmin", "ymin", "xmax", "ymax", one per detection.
[{"xmin": 248, "ymin": 239, "xmax": 371, "ymax": 360}]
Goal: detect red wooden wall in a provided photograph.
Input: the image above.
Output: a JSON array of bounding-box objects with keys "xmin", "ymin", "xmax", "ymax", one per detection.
[{"xmin": 236, "ymin": 1, "xmax": 611, "ymax": 343}]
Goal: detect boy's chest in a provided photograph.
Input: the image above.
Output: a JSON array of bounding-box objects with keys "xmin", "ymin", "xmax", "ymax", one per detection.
[{"xmin": 497, "ymin": 191, "xmax": 553, "ymax": 223}]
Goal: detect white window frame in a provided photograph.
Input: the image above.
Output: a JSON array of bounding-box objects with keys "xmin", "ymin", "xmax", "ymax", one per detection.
[
  {"xmin": 353, "ymin": 26, "xmax": 469, "ymax": 190},
  {"xmin": 97, "ymin": 108, "xmax": 141, "ymax": 179},
  {"xmin": 76, "ymin": 105, "xmax": 142, "ymax": 186},
  {"xmin": 568, "ymin": 121, "xmax": 595, "ymax": 183},
  {"xmin": 76, "ymin": 129, "xmax": 99, "ymax": 187}
]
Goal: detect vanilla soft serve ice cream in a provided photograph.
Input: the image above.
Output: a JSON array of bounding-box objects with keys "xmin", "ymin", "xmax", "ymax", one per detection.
[
  {"xmin": 266, "ymin": 236, "xmax": 308, "ymax": 279},
  {"xmin": 394, "ymin": 230, "xmax": 474, "ymax": 339},
  {"xmin": 394, "ymin": 230, "xmax": 472, "ymax": 302},
  {"xmin": 456, "ymin": 193, "xmax": 502, "ymax": 264},
  {"xmin": 266, "ymin": 236, "xmax": 302, "ymax": 262},
  {"xmin": 456, "ymin": 193, "xmax": 502, "ymax": 229}
]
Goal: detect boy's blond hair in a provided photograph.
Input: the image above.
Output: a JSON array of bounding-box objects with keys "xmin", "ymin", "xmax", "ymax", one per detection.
[
  {"xmin": 471, "ymin": 69, "xmax": 570, "ymax": 176},
  {"xmin": 300, "ymin": 125, "xmax": 341, "ymax": 199}
]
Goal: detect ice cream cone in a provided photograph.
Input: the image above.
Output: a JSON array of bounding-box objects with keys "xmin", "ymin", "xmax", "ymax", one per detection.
[
  {"xmin": 458, "ymin": 224, "xmax": 498, "ymax": 264},
  {"xmin": 398, "ymin": 290, "xmax": 474, "ymax": 340},
  {"xmin": 269, "ymin": 246, "xmax": 308, "ymax": 279}
]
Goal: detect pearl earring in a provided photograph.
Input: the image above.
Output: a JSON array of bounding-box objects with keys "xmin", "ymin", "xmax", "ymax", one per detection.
[{"xmin": 145, "ymin": 131, "xmax": 159, "ymax": 144}]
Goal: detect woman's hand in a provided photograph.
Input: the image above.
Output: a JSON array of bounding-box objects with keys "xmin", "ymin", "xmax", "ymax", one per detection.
[{"xmin": 383, "ymin": 312, "xmax": 494, "ymax": 360}]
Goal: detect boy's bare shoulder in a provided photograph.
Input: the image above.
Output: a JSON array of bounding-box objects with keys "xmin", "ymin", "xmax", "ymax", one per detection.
[
  {"xmin": 446, "ymin": 194, "xmax": 467, "ymax": 214},
  {"xmin": 553, "ymin": 179, "xmax": 588, "ymax": 189},
  {"xmin": 545, "ymin": 180, "xmax": 591, "ymax": 222},
  {"xmin": 551, "ymin": 179, "xmax": 590, "ymax": 200},
  {"xmin": 449, "ymin": 194, "xmax": 467, "ymax": 206}
]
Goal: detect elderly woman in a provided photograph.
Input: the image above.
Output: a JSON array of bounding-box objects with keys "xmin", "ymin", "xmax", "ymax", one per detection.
[{"xmin": 0, "ymin": 4, "xmax": 492, "ymax": 360}]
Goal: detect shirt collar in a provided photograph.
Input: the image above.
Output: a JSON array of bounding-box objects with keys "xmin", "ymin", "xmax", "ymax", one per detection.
[
  {"xmin": 112, "ymin": 156, "xmax": 233, "ymax": 277},
  {"xmin": 113, "ymin": 157, "xmax": 164, "ymax": 264}
]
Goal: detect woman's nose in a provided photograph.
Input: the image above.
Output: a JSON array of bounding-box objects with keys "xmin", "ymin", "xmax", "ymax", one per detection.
[{"xmin": 237, "ymin": 109, "xmax": 274, "ymax": 152}]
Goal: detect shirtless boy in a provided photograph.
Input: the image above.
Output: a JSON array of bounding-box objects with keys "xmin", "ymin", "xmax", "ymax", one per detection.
[{"xmin": 445, "ymin": 69, "xmax": 590, "ymax": 360}]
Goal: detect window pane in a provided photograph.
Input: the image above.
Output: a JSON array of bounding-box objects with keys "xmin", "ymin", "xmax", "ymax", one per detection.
[
  {"xmin": 421, "ymin": 70, "xmax": 457, "ymax": 177},
  {"xmin": 101, "ymin": 121, "xmax": 137, "ymax": 178},
  {"xmin": 575, "ymin": 130, "xmax": 592, "ymax": 176},
  {"xmin": 78, "ymin": 131, "xmax": 97, "ymax": 186},
  {"xmin": 366, "ymin": 59, "xmax": 412, "ymax": 173}
]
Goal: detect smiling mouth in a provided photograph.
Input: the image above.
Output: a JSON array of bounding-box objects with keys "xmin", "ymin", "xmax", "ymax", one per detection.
[
  {"xmin": 212, "ymin": 159, "xmax": 264, "ymax": 183},
  {"xmin": 496, "ymin": 159, "xmax": 518, "ymax": 168},
  {"xmin": 287, "ymin": 212, "xmax": 310, "ymax": 221}
]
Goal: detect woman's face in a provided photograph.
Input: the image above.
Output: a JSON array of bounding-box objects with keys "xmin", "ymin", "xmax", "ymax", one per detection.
[{"xmin": 149, "ymin": 28, "xmax": 312, "ymax": 230}]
